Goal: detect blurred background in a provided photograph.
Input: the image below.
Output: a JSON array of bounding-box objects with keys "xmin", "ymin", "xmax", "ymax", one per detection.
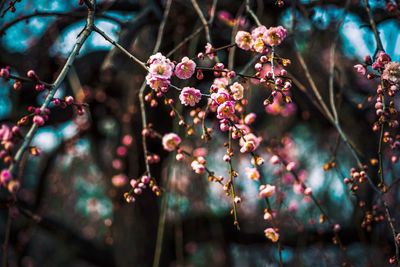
[{"xmin": 1, "ymin": 0, "xmax": 400, "ymax": 266}]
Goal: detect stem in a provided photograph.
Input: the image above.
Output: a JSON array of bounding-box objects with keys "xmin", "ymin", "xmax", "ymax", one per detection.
[
  {"xmin": 245, "ymin": 0, "xmax": 261, "ymax": 26},
  {"xmin": 139, "ymin": 82, "xmax": 151, "ymax": 176},
  {"xmin": 228, "ymin": 129, "xmax": 240, "ymax": 230},
  {"xmin": 152, "ymin": 167, "xmax": 172, "ymax": 267},
  {"xmin": 166, "ymin": 26, "xmax": 203, "ymax": 58},
  {"xmin": 363, "ymin": 0, "xmax": 384, "ymax": 52},
  {"xmin": 153, "ymin": 0, "xmax": 172, "ymax": 54},
  {"xmin": 295, "ymin": 51, "xmax": 335, "ymax": 123},
  {"xmin": 190, "ymin": 0, "xmax": 212, "ymax": 45},
  {"xmin": 93, "ymin": 26, "xmax": 147, "ymax": 71}
]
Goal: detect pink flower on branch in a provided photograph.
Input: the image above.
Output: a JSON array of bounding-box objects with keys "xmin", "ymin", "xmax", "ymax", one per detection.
[
  {"xmin": 179, "ymin": 87, "xmax": 202, "ymax": 106},
  {"xmin": 259, "ymin": 184, "xmax": 276, "ymax": 198},
  {"xmin": 239, "ymin": 133, "xmax": 261, "ymax": 153},
  {"xmin": 162, "ymin": 133, "xmax": 182, "ymax": 152},
  {"xmin": 175, "ymin": 57, "xmax": 196, "ymax": 79},
  {"xmin": 146, "ymin": 52, "xmax": 174, "ymax": 91},
  {"xmin": 264, "ymin": 227, "xmax": 279, "ymax": 242},
  {"xmin": 235, "ymin": 31, "xmax": 253, "ymax": 51}
]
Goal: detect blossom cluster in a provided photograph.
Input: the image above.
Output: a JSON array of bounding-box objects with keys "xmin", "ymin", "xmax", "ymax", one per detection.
[
  {"xmin": 354, "ymin": 52, "xmax": 400, "ymax": 135},
  {"xmin": 125, "ymin": 175, "xmax": 161, "ymax": 203},
  {"xmin": 235, "ymin": 25, "xmax": 287, "ymax": 53},
  {"xmin": 145, "ymin": 53, "xmax": 197, "ymax": 92}
]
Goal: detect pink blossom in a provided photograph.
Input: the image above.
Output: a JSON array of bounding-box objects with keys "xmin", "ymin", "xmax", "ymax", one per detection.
[
  {"xmin": 205, "ymin": 43, "xmax": 215, "ymax": 59},
  {"xmin": 230, "ymin": 82, "xmax": 244, "ymax": 100},
  {"xmin": 353, "ymin": 64, "xmax": 366, "ymax": 75},
  {"xmin": 162, "ymin": 133, "xmax": 182, "ymax": 151},
  {"xmin": 251, "ymin": 25, "xmax": 268, "ymax": 40},
  {"xmin": 148, "ymin": 53, "xmax": 174, "ymax": 78},
  {"xmin": 112, "ymin": 174, "xmax": 127, "ymax": 187},
  {"xmin": 234, "ymin": 124, "xmax": 250, "ymax": 135},
  {"xmin": 259, "ymin": 184, "xmax": 276, "ymax": 198},
  {"xmin": 245, "ymin": 167, "xmax": 260, "ymax": 180},
  {"xmin": 146, "ymin": 76, "xmax": 170, "ymax": 91},
  {"xmin": 253, "ymin": 37, "xmax": 267, "ymax": 53},
  {"xmin": 250, "ymin": 26, "xmax": 266, "ymax": 52},
  {"xmin": 244, "ymin": 113, "xmax": 256, "ymax": 125},
  {"xmin": 286, "ymin": 161, "xmax": 297, "ymax": 171},
  {"xmin": 175, "ymin": 57, "xmax": 196, "ymax": 79},
  {"xmin": 179, "ymin": 87, "xmax": 202, "ymax": 106},
  {"xmin": 217, "ymin": 100, "xmax": 236, "ymax": 119},
  {"xmin": 264, "ymin": 212, "xmax": 272, "ymax": 220},
  {"xmin": 146, "ymin": 53, "xmax": 174, "ymax": 91},
  {"xmin": 235, "ymin": 31, "xmax": 253, "ymax": 51},
  {"xmin": 0, "ymin": 124, "xmax": 12, "ymax": 141},
  {"xmin": 265, "ymin": 26, "xmax": 287, "ymax": 47},
  {"xmin": 191, "ymin": 159, "xmax": 206, "ymax": 174},
  {"xmin": 382, "ymin": 61, "xmax": 400, "ymax": 84},
  {"xmin": 375, "ymin": 51, "xmax": 391, "ymax": 67},
  {"xmin": 211, "ymin": 89, "xmax": 231, "ymax": 105},
  {"xmin": 270, "ymin": 155, "xmax": 280, "ymax": 165},
  {"xmin": 239, "ymin": 133, "xmax": 261, "ymax": 153},
  {"xmin": 33, "ymin": 115, "xmax": 45, "ymax": 126},
  {"xmin": 264, "ymin": 227, "xmax": 279, "ymax": 242},
  {"xmin": 0, "ymin": 67, "xmax": 10, "ymax": 79},
  {"xmin": 304, "ymin": 187, "xmax": 312, "ymax": 196},
  {"xmin": 211, "ymin": 77, "xmax": 230, "ymax": 91},
  {"xmin": 0, "ymin": 169, "xmax": 12, "ymax": 185}
]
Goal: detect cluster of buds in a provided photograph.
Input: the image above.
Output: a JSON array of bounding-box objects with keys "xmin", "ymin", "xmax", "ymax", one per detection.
[
  {"xmin": 124, "ymin": 175, "xmax": 161, "ymax": 202},
  {"xmin": 360, "ymin": 205, "xmax": 385, "ymax": 232},
  {"xmin": 191, "ymin": 156, "xmax": 206, "ymax": 174},
  {"xmin": 0, "ymin": 67, "xmax": 44, "ymax": 91},
  {"xmin": 0, "ymin": 169, "xmax": 20, "ymax": 193},
  {"xmin": 0, "ymin": 124, "xmax": 21, "ymax": 166},
  {"xmin": 383, "ymin": 133, "xmax": 400, "ymax": 162},
  {"xmin": 52, "ymin": 95, "xmax": 86, "ymax": 116},
  {"xmin": 18, "ymin": 106, "xmax": 50, "ymax": 127},
  {"xmin": 354, "ymin": 52, "xmax": 400, "ymax": 130},
  {"xmin": 343, "ymin": 167, "xmax": 368, "ymax": 193},
  {"xmin": 113, "ymin": 135, "xmax": 134, "ymax": 174},
  {"xmin": 26, "ymin": 70, "xmax": 47, "ymax": 92},
  {"xmin": 189, "ymin": 108, "xmax": 206, "ymax": 126},
  {"xmin": 0, "ymin": 124, "xmax": 22, "ymax": 193}
]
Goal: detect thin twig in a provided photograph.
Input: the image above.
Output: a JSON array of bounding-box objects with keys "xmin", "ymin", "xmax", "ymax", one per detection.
[
  {"xmin": 153, "ymin": 0, "xmax": 172, "ymax": 54},
  {"xmin": 363, "ymin": 0, "xmax": 384, "ymax": 52},
  {"xmin": 295, "ymin": 51, "xmax": 335, "ymax": 124},
  {"xmin": 245, "ymin": 0, "xmax": 261, "ymax": 26},
  {"xmin": 190, "ymin": 0, "xmax": 212, "ymax": 45},
  {"xmin": 152, "ymin": 167, "xmax": 173, "ymax": 267},
  {"xmin": 94, "ymin": 26, "xmax": 147, "ymax": 71}
]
